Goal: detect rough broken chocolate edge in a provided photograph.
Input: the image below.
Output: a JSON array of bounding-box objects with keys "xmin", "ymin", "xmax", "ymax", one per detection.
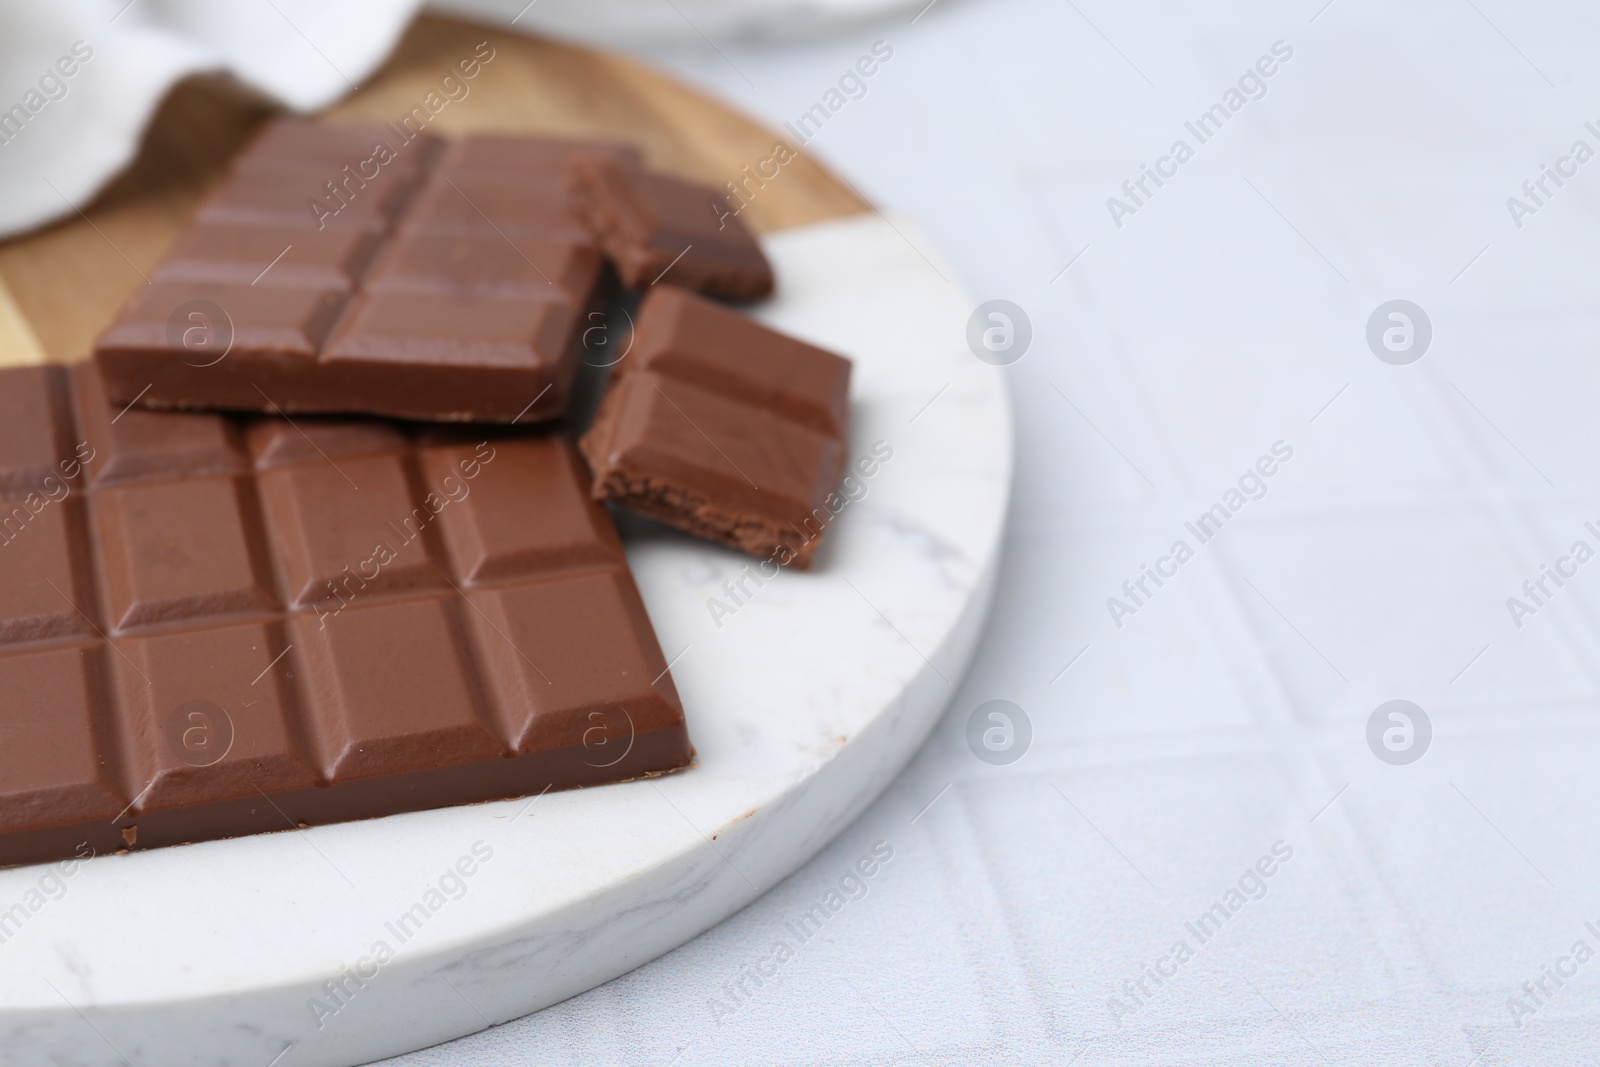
[
  {"xmin": 578, "ymin": 374, "xmax": 831, "ymax": 569},
  {"xmin": 569, "ymin": 167, "xmax": 657, "ymax": 290},
  {"xmin": 598, "ymin": 464, "xmax": 821, "ymax": 569},
  {"xmin": 567, "ymin": 160, "xmax": 774, "ymax": 302}
]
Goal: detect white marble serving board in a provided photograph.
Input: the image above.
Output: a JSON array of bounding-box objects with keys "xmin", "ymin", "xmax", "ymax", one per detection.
[{"xmin": 0, "ymin": 214, "xmax": 1012, "ymax": 1067}]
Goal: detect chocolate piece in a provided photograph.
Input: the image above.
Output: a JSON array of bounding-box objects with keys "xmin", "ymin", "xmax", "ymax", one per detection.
[
  {"xmin": 0, "ymin": 362, "xmax": 689, "ymax": 868},
  {"xmin": 435, "ymin": 135, "xmax": 642, "ymax": 179},
  {"xmin": 580, "ymin": 288, "xmax": 850, "ymax": 568},
  {"xmin": 195, "ymin": 166, "xmax": 418, "ymax": 232},
  {"xmin": 231, "ymin": 119, "xmax": 442, "ymax": 179},
  {"xmin": 365, "ymin": 231, "xmax": 601, "ymax": 300},
  {"xmin": 95, "ymin": 121, "xmax": 616, "ymax": 424},
  {"xmin": 317, "ymin": 293, "xmax": 589, "ymax": 419},
  {"xmin": 152, "ymin": 226, "xmax": 383, "ymax": 290},
  {"xmin": 568, "ymin": 157, "xmax": 774, "ymax": 302},
  {"xmin": 101, "ymin": 279, "xmax": 350, "ymax": 360},
  {"xmin": 403, "ymin": 173, "xmax": 593, "ymax": 243}
]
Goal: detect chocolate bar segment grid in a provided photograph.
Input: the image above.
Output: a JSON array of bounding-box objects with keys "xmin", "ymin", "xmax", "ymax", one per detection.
[
  {"xmin": 0, "ymin": 363, "xmax": 689, "ymax": 868},
  {"xmin": 95, "ymin": 120, "xmax": 620, "ymax": 424}
]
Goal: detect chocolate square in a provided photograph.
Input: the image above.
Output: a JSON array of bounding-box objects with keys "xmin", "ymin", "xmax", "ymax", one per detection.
[
  {"xmin": 152, "ymin": 226, "xmax": 383, "ymax": 290},
  {"xmin": 581, "ymin": 288, "xmax": 850, "ymax": 568},
  {"xmin": 568, "ymin": 157, "xmax": 774, "ymax": 301},
  {"xmin": 94, "ymin": 476, "xmax": 277, "ymax": 631}
]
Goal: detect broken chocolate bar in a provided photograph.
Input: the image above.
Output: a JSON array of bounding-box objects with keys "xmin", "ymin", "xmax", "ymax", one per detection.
[
  {"xmin": 0, "ymin": 361, "xmax": 689, "ymax": 868},
  {"xmin": 568, "ymin": 156, "xmax": 775, "ymax": 302},
  {"xmin": 580, "ymin": 287, "xmax": 850, "ymax": 568},
  {"xmin": 95, "ymin": 120, "xmax": 611, "ymax": 424}
]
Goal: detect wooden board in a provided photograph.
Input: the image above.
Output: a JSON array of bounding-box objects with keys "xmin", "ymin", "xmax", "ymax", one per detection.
[{"xmin": 0, "ymin": 14, "xmax": 866, "ymax": 369}]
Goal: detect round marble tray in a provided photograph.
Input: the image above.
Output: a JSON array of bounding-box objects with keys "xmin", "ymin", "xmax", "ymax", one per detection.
[{"xmin": 0, "ymin": 213, "xmax": 1012, "ymax": 1065}]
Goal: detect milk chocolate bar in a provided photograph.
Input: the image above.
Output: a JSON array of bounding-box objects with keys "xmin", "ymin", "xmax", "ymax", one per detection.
[
  {"xmin": 0, "ymin": 362, "xmax": 689, "ymax": 868},
  {"xmin": 95, "ymin": 120, "xmax": 616, "ymax": 424},
  {"xmin": 580, "ymin": 288, "xmax": 850, "ymax": 568},
  {"xmin": 568, "ymin": 156, "xmax": 775, "ymax": 302}
]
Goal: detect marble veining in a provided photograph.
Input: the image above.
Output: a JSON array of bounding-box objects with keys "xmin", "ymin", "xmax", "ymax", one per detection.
[{"xmin": 0, "ymin": 215, "xmax": 1012, "ymax": 1067}]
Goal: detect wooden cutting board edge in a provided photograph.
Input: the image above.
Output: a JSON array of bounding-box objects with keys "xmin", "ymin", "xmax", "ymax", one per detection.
[{"xmin": 0, "ymin": 14, "xmax": 868, "ymax": 368}]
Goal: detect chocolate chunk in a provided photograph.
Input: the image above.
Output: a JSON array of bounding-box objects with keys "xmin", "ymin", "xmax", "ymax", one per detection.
[
  {"xmin": 568, "ymin": 157, "xmax": 774, "ymax": 301},
  {"xmin": 94, "ymin": 122, "xmax": 614, "ymax": 424},
  {"xmin": 580, "ymin": 288, "xmax": 850, "ymax": 568},
  {"xmin": 0, "ymin": 362, "xmax": 689, "ymax": 868}
]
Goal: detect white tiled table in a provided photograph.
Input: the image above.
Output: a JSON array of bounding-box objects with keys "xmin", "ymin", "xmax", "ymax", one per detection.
[{"xmin": 398, "ymin": 1, "xmax": 1600, "ymax": 1062}]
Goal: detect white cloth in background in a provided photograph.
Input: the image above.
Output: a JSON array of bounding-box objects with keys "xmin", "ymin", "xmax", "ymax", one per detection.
[
  {"xmin": 0, "ymin": 0, "xmax": 915, "ymax": 240},
  {"xmin": 0, "ymin": 0, "xmax": 423, "ymax": 237}
]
